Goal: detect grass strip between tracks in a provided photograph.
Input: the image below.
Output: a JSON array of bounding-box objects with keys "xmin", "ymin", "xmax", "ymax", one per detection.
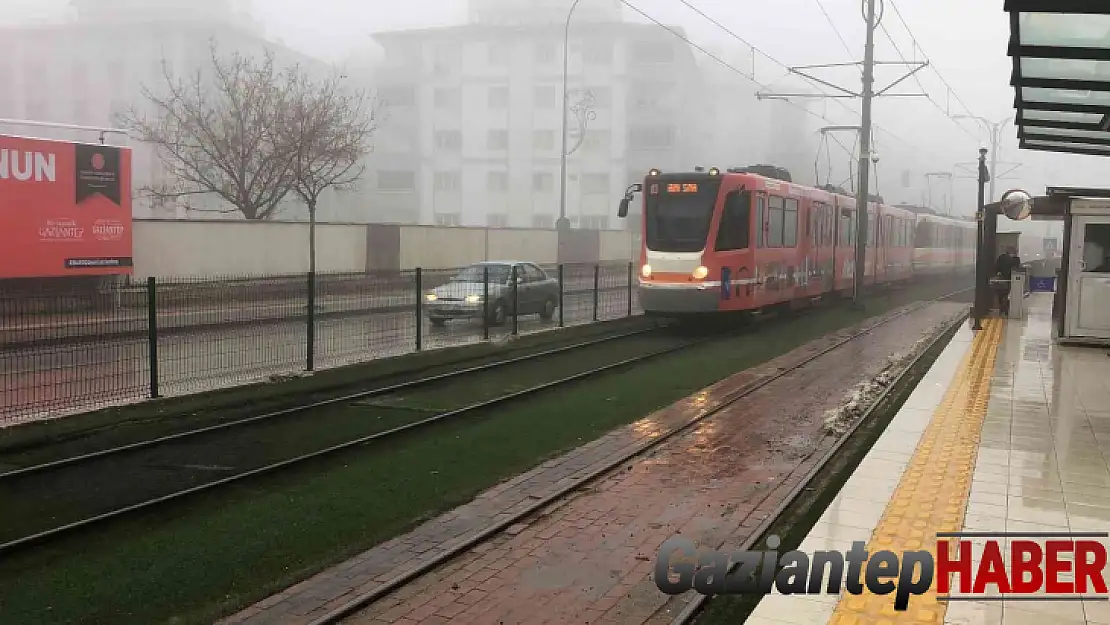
[
  {"xmin": 690, "ymin": 315, "xmax": 961, "ymax": 624},
  {"xmin": 0, "ymin": 282, "xmax": 968, "ymax": 625}
]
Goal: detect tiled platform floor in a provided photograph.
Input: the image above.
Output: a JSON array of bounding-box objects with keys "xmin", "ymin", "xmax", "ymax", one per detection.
[{"xmin": 745, "ymin": 293, "xmax": 1110, "ymax": 625}]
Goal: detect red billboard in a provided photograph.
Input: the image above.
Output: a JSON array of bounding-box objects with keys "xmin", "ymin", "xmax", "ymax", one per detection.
[{"xmin": 0, "ymin": 134, "xmax": 133, "ymax": 279}]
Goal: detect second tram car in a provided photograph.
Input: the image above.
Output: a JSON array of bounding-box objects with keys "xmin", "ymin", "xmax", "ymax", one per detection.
[{"xmin": 616, "ymin": 166, "xmax": 975, "ymax": 316}]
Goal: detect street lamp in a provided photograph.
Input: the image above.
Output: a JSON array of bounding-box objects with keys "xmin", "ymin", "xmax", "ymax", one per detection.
[
  {"xmin": 557, "ymin": 0, "xmax": 585, "ymax": 233},
  {"xmin": 954, "ymin": 114, "xmax": 1013, "ymax": 203}
]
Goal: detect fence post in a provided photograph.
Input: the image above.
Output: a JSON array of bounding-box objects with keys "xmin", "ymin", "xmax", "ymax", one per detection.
[
  {"xmin": 627, "ymin": 261, "xmax": 633, "ymax": 317},
  {"xmin": 482, "ymin": 265, "xmax": 490, "ymax": 340},
  {"xmin": 592, "ymin": 264, "xmax": 600, "ymax": 322},
  {"xmin": 146, "ymin": 277, "xmax": 159, "ymax": 399},
  {"xmin": 511, "ymin": 264, "xmax": 519, "ymax": 336},
  {"xmin": 306, "ymin": 271, "xmax": 315, "ymax": 372},
  {"xmin": 415, "ymin": 268, "xmax": 423, "ymax": 351},
  {"xmin": 557, "ymin": 264, "xmax": 565, "ymax": 328}
]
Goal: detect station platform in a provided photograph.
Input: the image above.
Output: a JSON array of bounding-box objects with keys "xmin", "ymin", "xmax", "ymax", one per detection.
[{"xmin": 746, "ymin": 292, "xmax": 1110, "ymax": 625}]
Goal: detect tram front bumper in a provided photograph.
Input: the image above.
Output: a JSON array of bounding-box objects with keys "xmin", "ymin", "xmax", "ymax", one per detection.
[{"xmin": 638, "ymin": 280, "xmax": 722, "ymax": 313}]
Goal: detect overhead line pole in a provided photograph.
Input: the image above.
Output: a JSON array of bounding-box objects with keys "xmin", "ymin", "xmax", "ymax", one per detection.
[
  {"xmin": 853, "ymin": 0, "xmax": 878, "ymax": 305},
  {"xmin": 757, "ymin": 0, "xmax": 927, "ymax": 306}
]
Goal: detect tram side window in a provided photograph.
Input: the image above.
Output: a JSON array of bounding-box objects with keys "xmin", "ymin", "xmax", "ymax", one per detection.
[
  {"xmin": 811, "ymin": 204, "xmax": 819, "ymax": 246},
  {"xmin": 715, "ymin": 191, "xmax": 751, "ymax": 251},
  {"xmin": 755, "ymin": 195, "xmax": 766, "ymax": 248},
  {"xmin": 915, "ymin": 222, "xmax": 930, "ymax": 248},
  {"xmin": 767, "ymin": 196, "xmax": 785, "ymax": 247},
  {"xmin": 784, "ymin": 198, "xmax": 798, "ymax": 248}
]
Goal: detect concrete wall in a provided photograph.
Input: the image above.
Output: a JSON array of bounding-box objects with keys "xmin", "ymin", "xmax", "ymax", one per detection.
[
  {"xmin": 130, "ymin": 219, "xmax": 638, "ymax": 278},
  {"xmin": 134, "ymin": 220, "xmax": 367, "ymax": 278}
]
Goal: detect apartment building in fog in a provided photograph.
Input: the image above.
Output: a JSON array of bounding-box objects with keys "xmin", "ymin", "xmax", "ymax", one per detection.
[{"xmin": 367, "ymin": 0, "xmax": 710, "ymax": 231}]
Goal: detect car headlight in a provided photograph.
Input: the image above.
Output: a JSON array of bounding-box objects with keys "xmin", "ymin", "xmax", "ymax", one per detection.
[
  {"xmin": 641, "ymin": 264, "xmax": 652, "ymax": 278},
  {"xmin": 465, "ymin": 294, "xmax": 482, "ymax": 303},
  {"xmin": 425, "ymin": 293, "xmax": 437, "ymax": 302},
  {"xmin": 692, "ymin": 265, "xmax": 708, "ymax": 280}
]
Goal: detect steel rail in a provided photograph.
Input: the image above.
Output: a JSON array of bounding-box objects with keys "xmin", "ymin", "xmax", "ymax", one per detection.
[
  {"xmin": 0, "ymin": 332, "xmax": 707, "ymax": 556},
  {"xmin": 666, "ymin": 306, "xmax": 969, "ymax": 624},
  {"xmin": 0, "ymin": 324, "xmax": 667, "ymax": 480}
]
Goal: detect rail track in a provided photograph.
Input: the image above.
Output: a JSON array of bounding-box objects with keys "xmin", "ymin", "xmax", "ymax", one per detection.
[
  {"xmin": 664, "ymin": 298, "xmax": 969, "ymax": 625},
  {"xmin": 0, "ymin": 323, "xmax": 719, "ymax": 555},
  {"xmin": 298, "ymin": 287, "xmax": 972, "ymax": 625}
]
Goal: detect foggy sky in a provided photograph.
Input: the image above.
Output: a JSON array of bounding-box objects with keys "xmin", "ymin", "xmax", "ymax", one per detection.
[{"xmin": 2, "ymin": 0, "xmax": 1093, "ymax": 237}]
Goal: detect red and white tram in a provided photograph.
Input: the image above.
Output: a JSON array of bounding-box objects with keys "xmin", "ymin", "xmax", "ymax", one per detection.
[{"xmin": 616, "ymin": 166, "xmax": 976, "ymax": 316}]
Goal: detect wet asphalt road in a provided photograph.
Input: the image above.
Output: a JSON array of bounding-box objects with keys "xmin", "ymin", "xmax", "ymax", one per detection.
[{"xmin": 1, "ymin": 289, "xmax": 641, "ymax": 425}]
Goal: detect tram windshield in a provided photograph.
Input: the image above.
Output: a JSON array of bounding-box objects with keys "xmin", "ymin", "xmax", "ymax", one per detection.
[{"xmin": 644, "ymin": 179, "xmax": 722, "ymax": 253}]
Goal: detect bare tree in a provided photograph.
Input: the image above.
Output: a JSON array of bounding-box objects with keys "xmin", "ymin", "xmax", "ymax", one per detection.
[
  {"xmin": 119, "ymin": 43, "xmax": 297, "ymax": 220},
  {"xmin": 281, "ymin": 68, "xmax": 377, "ymax": 274}
]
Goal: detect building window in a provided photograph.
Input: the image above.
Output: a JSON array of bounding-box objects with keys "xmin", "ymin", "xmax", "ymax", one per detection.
[
  {"xmin": 487, "ymin": 213, "xmax": 509, "ymax": 228},
  {"xmin": 432, "ymin": 44, "xmax": 456, "ymax": 74},
  {"xmin": 581, "ymin": 215, "xmax": 610, "ymax": 230},
  {"xmin": 582, "ymin": 173, "xmax": 609, "ymax": 195},
  {"xmin": 489, "ymin": 42, "xmax": 508, "ymax": 65},
  {"xmin": 434, "ymin": 130, "xmax": 462, "ymax": 150},
  {"xmin": 583, "ymin": 40, "xmax": 612, "ymax": 64},
  {"xmin": 377, "ymin": 170, "xmax": 416, "ymax": 191},
  {"xmin": 533, "ymin": 172, "xmax": 554, "ymax": 192},
  {"xmin": 378, "ymin": 85, "xmax": 417, "ymax": 107},
  {"xmin": 630, "ymin": 82, "xmax": 673, "ymax": 109},
  {"xmin": 434, "ymin": 88, "xmax": 459, "ymax": 109},
  {"xmin": 628, "ymin": 126, "xmax": 675, "ymax": 150},
  {"xmin": 434, "ymin": 171, "xmax": 461, "ymax": 192},
  {"xmin": 535, "ymin": 43, "xmax": 556, "ymax": 64},
  {"xmin": 632, "ymin": 41, "xmax": 674, "ymax": 63},
  {"xmin": 434, "ymin": 212, "xmax": 462, "ymax": 226},
  {"xmin": 532, "ymin": 214, "xmax": 555, "ymax": 229},
  {"xmin": 533, "ymin": 130, "xmax": 555, "ymax": 151},
  {"xmin": 487, "ymin": 129, "xmax": 509, "ymax": 150},
  {"xmin": 586, "ymin": 86, "xmax": 611, "ymax": 108},
  {"xmin": 487, "ymin": 171, "xmax": 509, "ymax": 192},
  {"xmin": 534, "ymin": 86, "xmax": 556, "ymax": 108},
  {"xmin": 582, "ymin": 130, "xmax": 610, "ymax": 153},
  {"xmin": 488, "ymin": 86, "xmax": 509, "ymax": 108}
]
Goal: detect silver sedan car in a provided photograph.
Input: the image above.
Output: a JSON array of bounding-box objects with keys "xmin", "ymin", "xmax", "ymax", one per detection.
[{"xmin": 424, "ymin": 261, "xmax": 561, "ymax": 327}]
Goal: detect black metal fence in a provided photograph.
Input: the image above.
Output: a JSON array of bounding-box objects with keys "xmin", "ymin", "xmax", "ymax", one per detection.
[{"xmin": 0, "ymin": 262, "xmax": 641, "ymax": 424}]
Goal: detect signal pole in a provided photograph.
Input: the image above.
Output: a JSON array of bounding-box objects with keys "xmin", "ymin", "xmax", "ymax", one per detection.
[{"xmin": 756, "ymin": 0, "xmax": 927, "ymax": 306}]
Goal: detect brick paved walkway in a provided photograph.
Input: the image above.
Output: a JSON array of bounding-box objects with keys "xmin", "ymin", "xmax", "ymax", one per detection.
[{"xmin": 219, "ymin": 302, "xmax": 967, "ymax": 625}]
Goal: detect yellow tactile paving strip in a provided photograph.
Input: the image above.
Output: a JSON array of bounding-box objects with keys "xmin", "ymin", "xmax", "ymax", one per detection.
[{"xmin": 828, "ymin": 317, "xmax": 1005, "ymax": 625}]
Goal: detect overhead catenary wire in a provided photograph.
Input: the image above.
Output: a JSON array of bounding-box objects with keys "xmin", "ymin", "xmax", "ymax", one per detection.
[
  {"xmin": 617, "ymin": 0, "xmax": 845, "ymax": 131},
  {"xmin": 876, "ymin": 17, "xmax": 979, "ymax": 141},
  {"xmin": 884, "ymin": 0, "xmax": 982, "ymax": 124},
  {"xmin": 814, "ymin": 0, "xmax": 859, "ymax": 67},
  {"xmin": 654, "ymin": 0, "xmax": 950, "ymax": 168}
]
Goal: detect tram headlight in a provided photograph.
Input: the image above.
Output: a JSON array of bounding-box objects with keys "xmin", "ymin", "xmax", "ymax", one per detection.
[
  {"xmin": 465, "ymin": 294, "xmax": 482, "ymax": 304},
  {"xmin": 692, "ymin": 265, "xmax": 708, "ymax": 280},
  {"xmin": 425, "ymin": 293, "xmax": 437, "ymax": 302},
  {"xmin": 641, "ymin": 264, "xmax": 652, "ymax": 278}
]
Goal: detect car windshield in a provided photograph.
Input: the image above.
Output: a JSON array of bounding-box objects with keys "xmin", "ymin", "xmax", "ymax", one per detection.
[{"xmin": 452, "ymin": 264, "xmax": 511, "ymax": 283}]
